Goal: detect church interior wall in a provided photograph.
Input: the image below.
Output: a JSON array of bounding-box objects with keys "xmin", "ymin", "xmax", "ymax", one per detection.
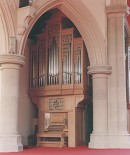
[
  {"xmin": 0, "ymin": 0, "xmax": 130, "ymax": 151},
  {"xmin": 18, "ymin": 40, "xmax": 34, "ymax": 145},
  {"xmin": 0, "ymin": 8, "xmax": 8, "ymax": 54},
  {"xmin": 80, "ymin": 0, "xmax": 106, "ymax": 38},
  {"xmin": 6, "ymin": 0, "xmax": 108, "ymax": 147}
]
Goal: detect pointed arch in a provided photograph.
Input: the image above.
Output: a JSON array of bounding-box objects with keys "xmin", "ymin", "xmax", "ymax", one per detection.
[
  {"xmin": 0, "ymin": 7, "xmax": 9, "ymax": 54},
  {"xmin": 19, "ymin": 0, "xmax": 107, "ymax": 65},
  {"xmin": 0, "ymin": 0, "xmax": 16, "ymax": 54}
]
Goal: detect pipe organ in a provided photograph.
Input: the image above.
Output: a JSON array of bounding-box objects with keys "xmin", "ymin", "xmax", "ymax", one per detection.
[
  {"xmin": 37, "ymin": 33, "xmax": 46, "ymax": 87},
  {"xmin": 62, "ymin": 28, "xmax": 73, "ymax": 84},
  {"xmin": 30, "ymin": 44, "xmax": 37, "ymax": 88},
  {"xmin": 48, "ymin": 24, "xmax": 60, "ymax": 85},
  {"xmin": 29, "ymin": 11, "xmax": 91, "ymax": 147}
]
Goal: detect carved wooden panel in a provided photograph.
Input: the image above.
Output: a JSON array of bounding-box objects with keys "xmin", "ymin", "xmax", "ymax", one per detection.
[
  {"xmin": 48, "ymin": 24, "xmax": 60, "ymax": 48},
  {"xmin": 38, "ymin": 111, "xmax": 44, "ymax": 133},
  {"xmin": 73, "ymin": 38, "xmax": 83, "ymax": 84},
  {"xmin": 50, "ymin": 113, "xmax": 66, "ymax": 123},
  {"xmin": 48, "ymin": 98, "xmax": 64, "ymax": 110}
]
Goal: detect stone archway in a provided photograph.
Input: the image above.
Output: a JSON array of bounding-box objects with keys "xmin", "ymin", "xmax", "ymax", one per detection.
[
  {"xmin": 18, "ymin": 0, "xmax": 107, "ymax": 66},
  {"xmin": 0, "ymin": 0, "xmax": 17, "ymax": 54},
  {"xmin": 17, "ymin": 0, "xmax": 109, "ymax": 149},
  {"xmin": 27, "ymin": 7, "xmax": 94, "ymax": 147}
]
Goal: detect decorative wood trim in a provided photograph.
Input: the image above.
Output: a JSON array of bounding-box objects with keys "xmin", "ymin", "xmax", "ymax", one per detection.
[{"xmin": 48, "ymin": 98, "xmax": 64, "ymax": 110}]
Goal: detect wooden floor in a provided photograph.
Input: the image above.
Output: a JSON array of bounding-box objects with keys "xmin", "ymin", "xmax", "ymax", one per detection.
[{"xmin": 1, "ymin": 147, "xmax": 130, "ymax": 155}]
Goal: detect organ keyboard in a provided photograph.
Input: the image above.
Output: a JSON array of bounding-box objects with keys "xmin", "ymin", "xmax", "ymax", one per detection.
[
  {"xmin": 37, "ymin": 124, "xmax": 68, "ymax": 147},
  {"xmin": 47, "ymin": 124, "xmax": 65, "ymax": 131},
  {"xmin": 37, "ymin": 113, "xmax": 68, "ymax": 148}
]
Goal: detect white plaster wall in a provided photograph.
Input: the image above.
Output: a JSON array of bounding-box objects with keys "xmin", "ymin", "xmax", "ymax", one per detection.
[
  {"xmin": 81, "ymin": 0, "xmax": 106, "ymax": 39},
  {"xmin": 18, "ymin": 41, "xmax": 33, "ymax": 145},
  {"xmin": 6, "ymin": 0, "xmax": 18, "ymax": 31}
]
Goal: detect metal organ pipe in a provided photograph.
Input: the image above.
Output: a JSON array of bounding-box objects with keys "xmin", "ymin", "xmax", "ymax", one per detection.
[
  {"xmin": 55, "ymin": 40, "xmax": 59, "ymax": 84},
  {"xmin": 53, "ymin": 38, "xmax": 56, "ymax": 84},
  {"xmin": 31, "ymin": 26, "xmax": 84, "ymax": 87},
  {"xmin": 32, "ymin": 51, "xmax": 37, "ymax": 87},
  {"xmin": 78, "ymin": 50, "xmax": 81, "ymax": 83},
  {"xmin": 67, "ymin": 43, "xmax": 71, "ymax": 84},
  {"xmin": 48, "ymin": 36, "xmax": 59, "ymax": 85}
]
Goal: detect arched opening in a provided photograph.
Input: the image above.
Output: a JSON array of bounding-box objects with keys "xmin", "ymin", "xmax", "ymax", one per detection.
[
  {"xmin": 19, "ymin": 0, "xmax": 106, "ymax": 66},
  {"xmin": 28, "ymin": 8, "xmax": 93, "ymax": 147}
]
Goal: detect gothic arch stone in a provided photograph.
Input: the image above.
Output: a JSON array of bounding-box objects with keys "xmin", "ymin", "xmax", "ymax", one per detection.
[
  {"xmin": 0, "ymin": 0, "xmax": 17, "ymax": 54},
  {"xmin": 0, "ymin": 8, "xmax": 8, "ymax": 54},
  {"xmin": 18, "ymin": 0, "xmax": 107, "ymax": 66}
]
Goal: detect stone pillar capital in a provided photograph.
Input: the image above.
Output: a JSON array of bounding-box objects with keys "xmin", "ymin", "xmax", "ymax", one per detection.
[
  {"xmin": 106, "ymin": 0, "xmax": 127, "ymax": 6},
  {"xmin": 106, "ymin": 0, "xmax": 128, "ymax": 16},
  {"xmin": 87, "ymin": 65, "xmax": 112, "ymax": 75},
  {"xmin": 0, "ymin": 54, "xmax": 25, "ymax": 66}
]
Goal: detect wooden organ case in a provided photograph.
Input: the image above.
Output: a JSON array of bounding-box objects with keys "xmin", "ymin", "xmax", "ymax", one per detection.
[{"xmin": 29, "ymin": 11, "xmax": 91, "ymax": 147}]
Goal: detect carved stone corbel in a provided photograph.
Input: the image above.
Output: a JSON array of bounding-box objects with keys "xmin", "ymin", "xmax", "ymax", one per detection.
[
  {"xmin": 17, "ymin": 6, "xmax": 36, "ymax": 35},
  {"xmin": 9, "ymin": 37, "xmax": 17, "ymax": 54}
]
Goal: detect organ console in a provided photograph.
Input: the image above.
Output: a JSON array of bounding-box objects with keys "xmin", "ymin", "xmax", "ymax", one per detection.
[
  {"xmin": 29, "ymin": 10, "xmax": 91, "ymax": 147},
  {"xmin": 37, "ymin": 112, "xmax": 68, "ymax": 147}
]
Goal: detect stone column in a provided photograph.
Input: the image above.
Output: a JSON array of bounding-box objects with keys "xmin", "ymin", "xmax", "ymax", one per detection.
[
  {"xmin": 88, "ymin": 65, "xmax": 111, "ymax": 148},
  {"xmin": 106, "ymin": 0, "xmax": 130, "ymax": 148},
  {"xmin": 0, "ymin": 54, "xmax": 25, "ymax": 152}
]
